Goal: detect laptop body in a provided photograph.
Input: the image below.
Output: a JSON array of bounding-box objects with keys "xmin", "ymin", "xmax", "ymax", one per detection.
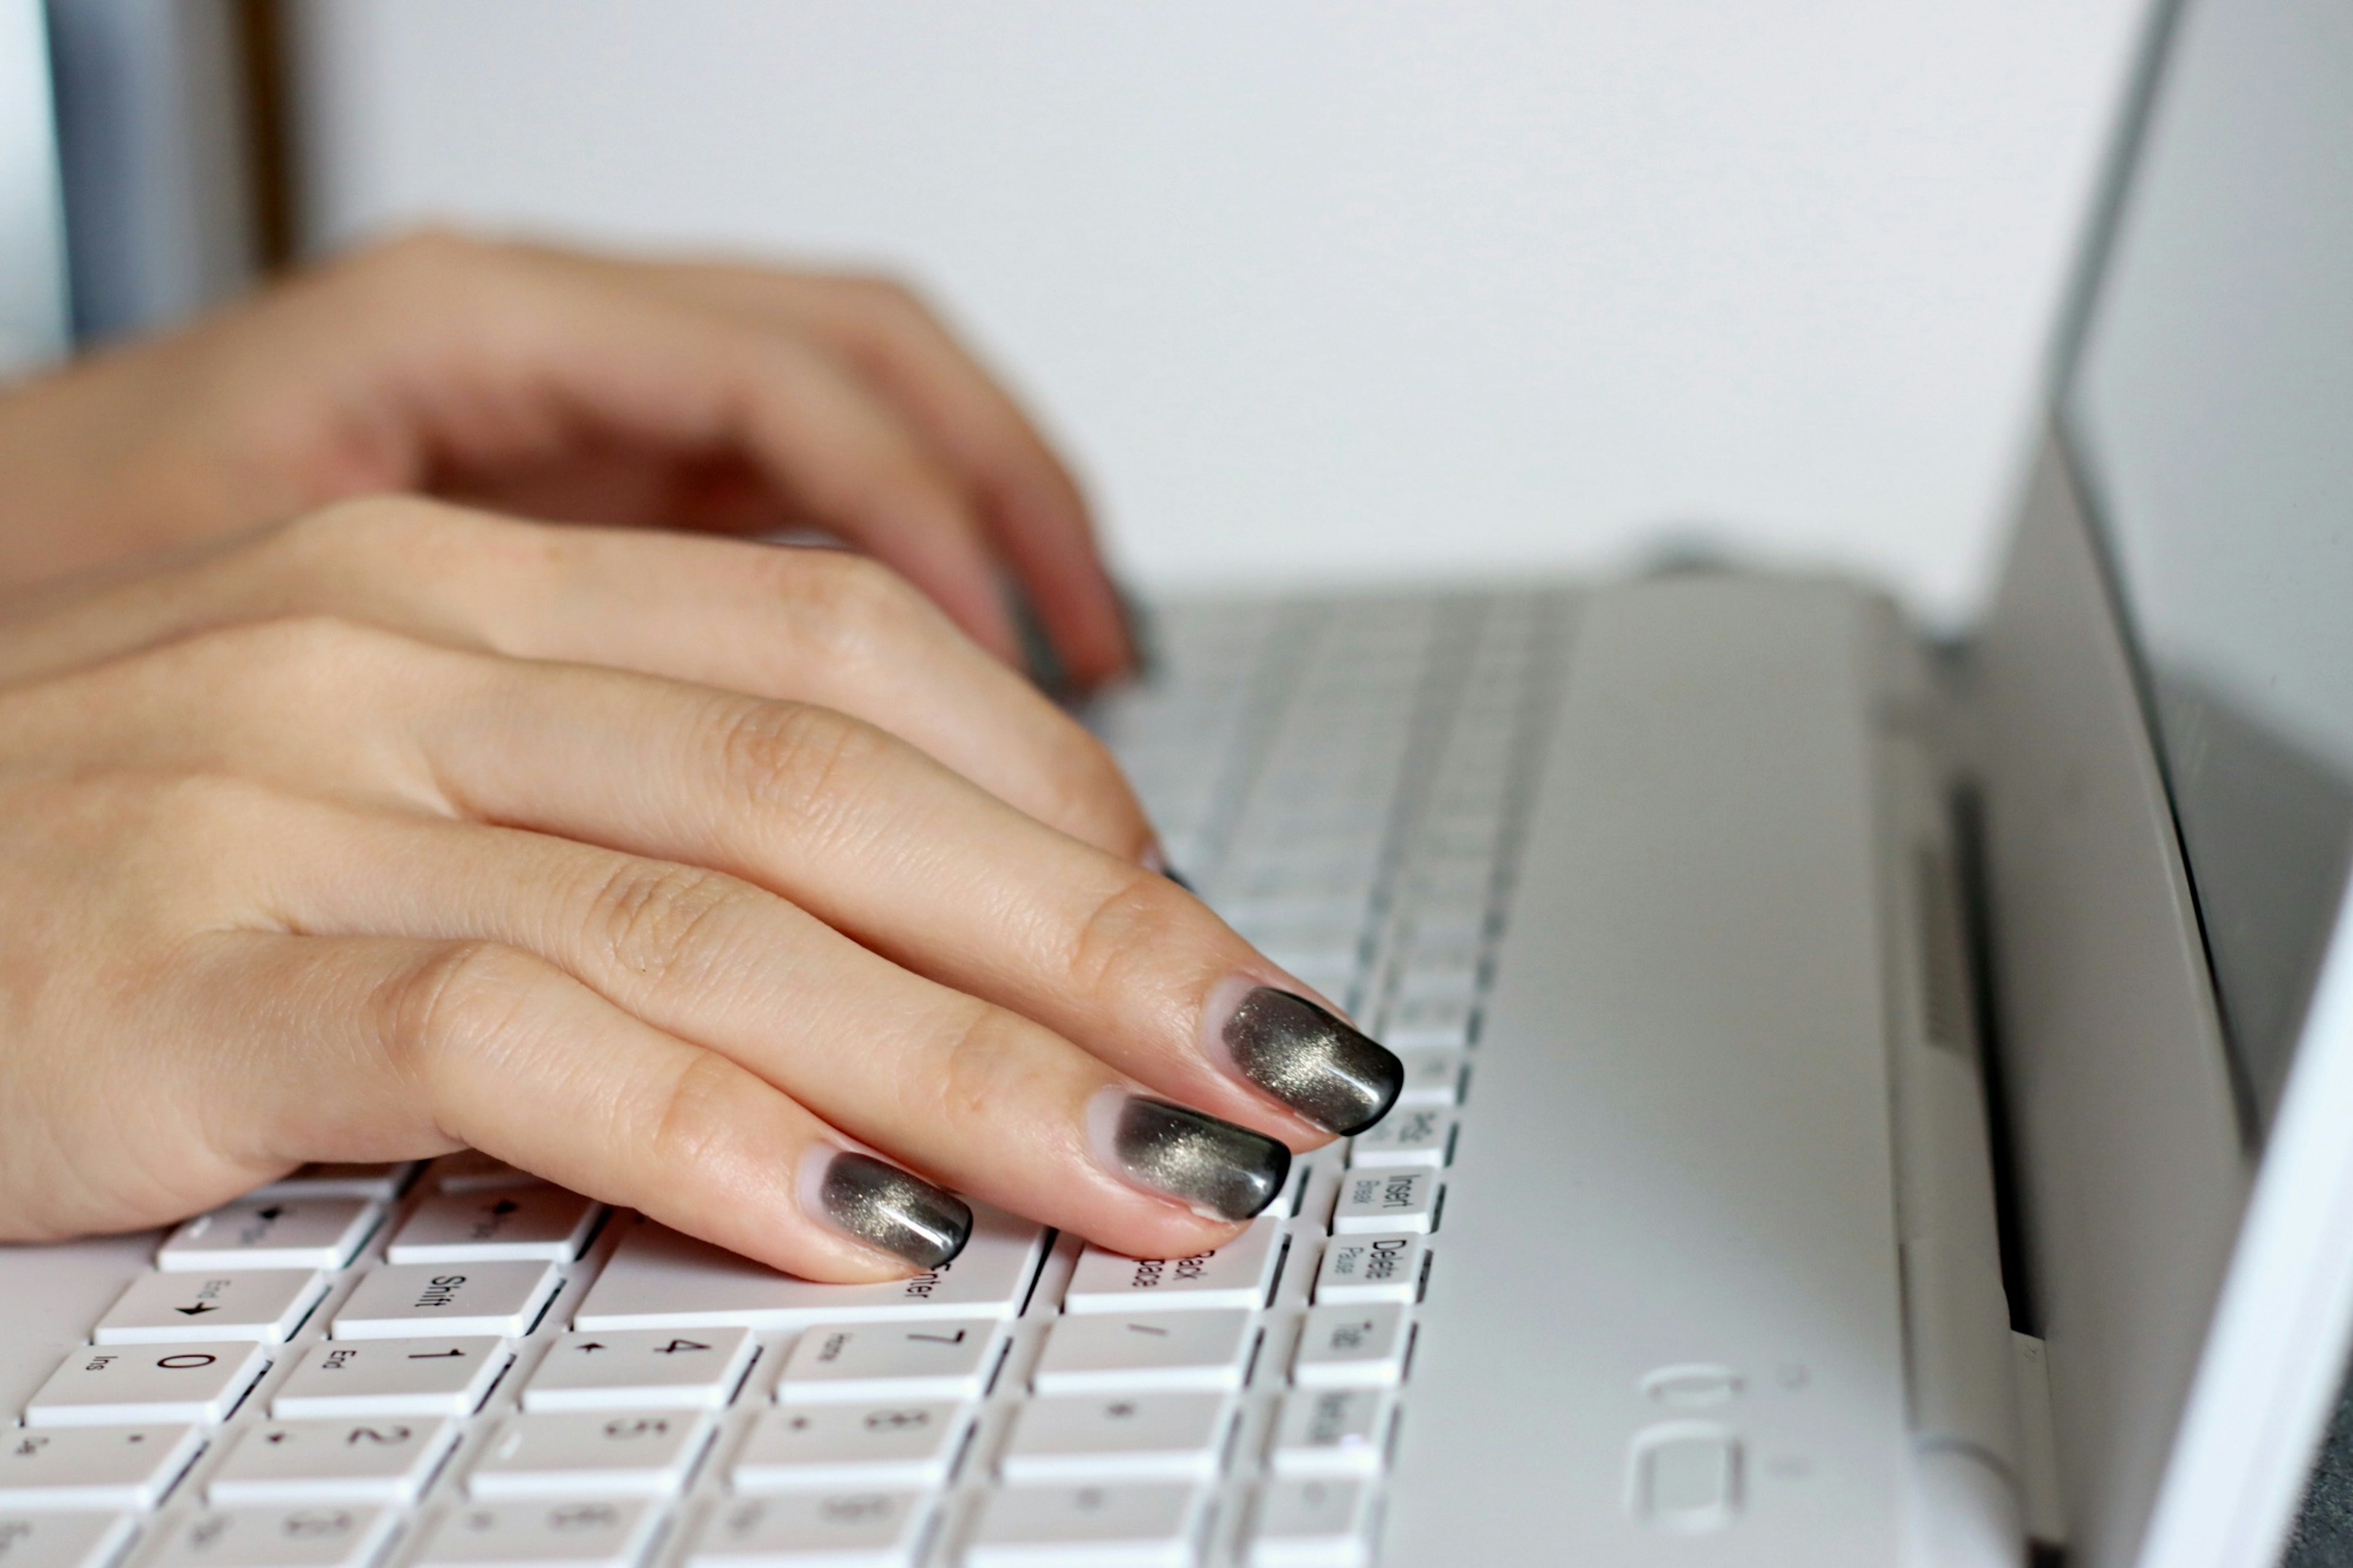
[{"xmin": 3, "ymin": 0, "xmax": 2349, "ymax": 1563}]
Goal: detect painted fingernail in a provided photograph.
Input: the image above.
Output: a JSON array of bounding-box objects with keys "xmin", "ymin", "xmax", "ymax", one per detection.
[
  {"xmin": 802, "ymin": 1149, "xmax": 972, "ymax": 1270},
  {"xmin": 1213, "ymin": 983, "xmax": 1404, "ymax": 1135},
  {"xmin": 1088, "ymin": 1089, "xmax": 1291, "ymax": 1223}
]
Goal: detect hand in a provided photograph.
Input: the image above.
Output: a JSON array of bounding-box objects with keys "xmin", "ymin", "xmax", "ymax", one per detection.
[
  {"xmin": 0, "ymin": 230, "xmax": 1133, "ymax": 687},
  {"xmin": 0, "ymin": 501, "xmax": 1401, "ymax": 1278}
]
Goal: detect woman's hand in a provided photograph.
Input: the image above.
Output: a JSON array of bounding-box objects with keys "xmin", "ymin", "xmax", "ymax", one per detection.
[
  {"xmin": 0, "ymin": 231, "xmax": 1132, "ymax": 687},
  {"xmin": 0, "ymin": 501, "xmax": 1401, "ymax": 1279}
]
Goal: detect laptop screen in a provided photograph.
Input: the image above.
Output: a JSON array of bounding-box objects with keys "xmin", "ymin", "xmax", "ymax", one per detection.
[{"xmin": 2060, "ymin": 0, "xmax": 2353, "ymax": 1140}]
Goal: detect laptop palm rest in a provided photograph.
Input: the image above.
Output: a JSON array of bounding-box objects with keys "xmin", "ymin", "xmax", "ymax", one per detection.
[{"xmin": 1382, "ymin": 577, "xmax": 1910, "ymax": 1564}]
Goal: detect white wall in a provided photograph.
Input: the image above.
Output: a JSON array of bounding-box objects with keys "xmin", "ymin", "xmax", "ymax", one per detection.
[{"xmin": 287, "ymin": 0, "xmax": 2144, "ymax": 623}]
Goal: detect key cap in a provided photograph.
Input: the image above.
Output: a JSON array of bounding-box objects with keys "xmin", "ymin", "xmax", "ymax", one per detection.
[
  {"xmin": 966, "ymin": 1483, "xmax": 1205, "ymax": 1568},
  {"xmin": 771, "ymin": 1320, "xmax": 999, "ymax": 1405},
  {"xmin": 1378, "ymin": 997, "xmax": 1472, "ymax": 1053},
  {"xmin": 25, "ymin": 1343, "xmax": 270, "ymax": 1428},
  {"xmin": 389, "ymin": 1191, "xmax": 604, "ymax": 1266},
  {"xmin": 0, "ymin": 1512, "xmax": 136, "ymax": 1568},
  {"xmin": 465, "ymin": 1412, "xmax": 711, "ymax": 1500},
  {"xmin": 1063, "ymin": 1222, "xmax": 1283, "ymax": 1314},
  {"xmin": 574, "ymin": 1207, "xmax": 1045, "ymax": 1331},
  {"xmin": 1312, "ymin": 1237, "xmax": 1424, "ymax": 1307},
  {"xmin": 331, "ymin": 1262, "xmax": 560, "ymax": 1340},
  {"xmin": 1248, "ymin": 1479, "xmax": 1377, "ymax": 1568},
  {"xmin": 1344, "ymin": 1109, "xmax": 1452, "ymax": 1170},
  {"xmin": 523, "ymin": 1329, "xmax": 756, "ymax": 1412},
  {"xmin": 1000, "ymin": 1394, "xmax": 1230, "ymax": 1484},
  {"xmin": 1031, "ymin": 1312, "xmax": 1256, "ymax": 1396},
  {"xmin": 94, "ymin": 1270, "xmax": 328, "ymax": 1345},
  {"xmin": 207, "ymin": 1418, "xmax": 459, "ymax": 1506},
  {"xmin": 729, "ymin": 1403, "xmax": 968, "ymax": 1492},
  {"xmin": 140, "ymin": 1505, "xmax": 396, "ymax": 1568},
  {"xmin": 687, "ymin": 1491, "xmax": 929, "ymax": 1568},
  {"xmin": 249, "ymin": 1163, "xmax": 419, "ymax": 1202},
  {"xmin": 1290, "ymin": 1305, "xmax": 1412, "ymax": 1390},
  {"xmin": 1268, "ymin": 1390, "xmax": 1393, "ymax": 1478},
  {"xmin": 271, "ymin": 1339, "xmax": 509, "ymax": 1420},
  {"xmin": 159, "ymin": 1202, "xmax": 381, "ymax": 1273},
  {"xmin": 1328, "ymin": 1172, "xmax": 1436, "ymax": 1236},
  {"xmin": 412, "ymin": 1499, "xmax": 659, "ymax": 1568},
  {"xmin": 1391, "ymin": 1050, "xmax": 1464, "ymax": 1108},
  {"xmin": 426, "ymin": 1153, "xmax": 545, "ymax": 1195},
  {"xmin": 0, "ymin": 1425, "xmax": 203, "ymax": 1510}
]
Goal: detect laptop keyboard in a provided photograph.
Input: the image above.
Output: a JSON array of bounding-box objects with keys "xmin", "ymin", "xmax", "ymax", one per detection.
[{"xmin": 1, "ymin": 589, "xmax": 1566, "ymax": 1568}]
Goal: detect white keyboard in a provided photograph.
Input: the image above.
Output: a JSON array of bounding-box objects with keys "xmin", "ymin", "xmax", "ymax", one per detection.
[{"xmin": 0, "ymin": 589, "xmax": 1567, "ymax": 1568}]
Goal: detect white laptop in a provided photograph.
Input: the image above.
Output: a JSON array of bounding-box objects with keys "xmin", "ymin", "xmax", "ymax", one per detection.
[{"xmin": 4, "ymin": 0, "xmax": 2350, "ymax": 1564}]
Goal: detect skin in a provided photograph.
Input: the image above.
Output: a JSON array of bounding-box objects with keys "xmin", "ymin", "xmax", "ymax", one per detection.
[
  {"xmin": 0, "ymin": 230, "xmax": 1134, "ymax": 687},
  {"xmin": 0, "ymin": 237, "xmax": 1325, "ymax": 1281}
]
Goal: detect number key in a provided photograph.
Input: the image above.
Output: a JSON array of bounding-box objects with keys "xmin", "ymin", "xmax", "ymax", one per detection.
[{"xmin": 522, "ymin": 1329, "xmax": 755, "ymax": 1412}]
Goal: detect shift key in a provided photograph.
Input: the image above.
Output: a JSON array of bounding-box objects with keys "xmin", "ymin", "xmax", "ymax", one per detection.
[{"xmin": 332, "ymin": 1262, "xmax": 561, "ymax": 1339}]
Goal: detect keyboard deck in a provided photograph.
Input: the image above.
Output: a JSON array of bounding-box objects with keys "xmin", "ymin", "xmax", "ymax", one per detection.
[{"xmin": 0, "ymin": 589, "xmax": 1569, "ymax": 1568}]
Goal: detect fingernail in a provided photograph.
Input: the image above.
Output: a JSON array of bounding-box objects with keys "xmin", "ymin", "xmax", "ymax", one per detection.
[
  {"xmin": 1087, "ymin": 1088, "xmax": 1290, "ymax": 1223},
  {"xmin": 801, "ymin": 1148, "xmax": 972, "ymax": 1270},
  {"xmin": 1211, "ymin": 983, "xmax": 1404, "ymax": 1135}
]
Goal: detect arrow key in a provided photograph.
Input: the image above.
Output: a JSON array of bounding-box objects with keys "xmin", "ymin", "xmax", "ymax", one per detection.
[
  {"xmin": 388, "ymin": 1189, "xmax": 604, "ymax": 1265},
  {"xmin": 521, "ymin": 1328, "xmax": 756, "ymax": 1412},
  {"xmin": 94, "ymin": 1270, "xmax": 328, "ymax": 1345},
  {"xmin": 159, "ymin": 1199, "xmax": 381, "ymax": 1273}
]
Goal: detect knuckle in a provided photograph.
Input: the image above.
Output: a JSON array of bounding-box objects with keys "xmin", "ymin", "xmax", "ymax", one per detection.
[
  {"xmin": 923, "ymin": 1003, "xmax": 1037, "ymax": 1127},
  {"xmin": 376, "ymin": 940, "xmax": 545, "ymax": 1088},
  {"xmin": 270, "ymin": 496, "xmax": 486, "ymax": 575},
  {"xmin": 784, "ymin": 551, "xmax": 932, "ymax": 664},
  {"xmin": 582, "ymin": 858, "xmax": 753, "ymax": 989},
  {"xmin": 711, "ymin": 697, "xmax": 887, "ymax": 833},
  {"xmin": 643, "ymin": 1050, "xmax": 745, "ymax": 1181},
  {"xmin": 1059, "ymin": 866, "xmax": 1183, "ymax": 1001}
]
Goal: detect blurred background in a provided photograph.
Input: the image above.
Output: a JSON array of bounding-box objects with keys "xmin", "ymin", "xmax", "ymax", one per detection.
[{"xmin": 1, "ymin": 0, "xmax": 2146, "ymax": 624}]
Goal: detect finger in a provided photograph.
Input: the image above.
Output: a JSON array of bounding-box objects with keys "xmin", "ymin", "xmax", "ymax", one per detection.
[
  {"xmin": 177, "ymin": 928, "xmax": 980, "ymax": 1282},
  {"xmin": 0, "ymin": 503, "xmax": 1154, "ymax": 859},
  {"xmin": 547, "ymin": 251, "xmax": 1135, "ymax": 686},
  {"xmin": 354, "ymin": 243, "xmax": 1030, "ymax": 664},
  {"xmin": 379, "ymin": 651, "xmax": 1403, "ymax": 1148},
  {"xmin": 260, "ymin": 813, "xmax": 1280, "ymax": 1261}
]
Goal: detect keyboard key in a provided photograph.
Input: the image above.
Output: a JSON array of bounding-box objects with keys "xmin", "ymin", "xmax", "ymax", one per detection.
[
  {"xmin": 412, "ymin": 1499, "xmax": 659, "ymax": 1568},
  {"xmin": 1063, "ymin": 1222, "xmax": 1283, "ymax": 1314},
  {"xmin": 1312, "ymin": 1237, "xmax": 1424, "ymax": 1307},
  {"xmin": 687, "ymin": 1491, "xmax": 929, "ymax": 1567},
  {"xmin": 140, "ymin": 1504, "xmax": 396, "ymax": 1568},
  {"xmin": 207, "ymin": 1418, "xmax": 457, "ymax": 1506},
  {"xmin": 967, "ymin": 1483, "xmax": 1205, "ymax": 1568},
  {"xmin": 1268, "ymin": 1390, "xmax": 1393, "ymax": 1478},
  {"xmin": 389, "ymin": 1191, "xmax": 604, "ymax": 1266},
  {"xmin": 1248, "ymin": 1479, "xmax": 1376, "ymax": 1568},
  {"xmin": 249, "ymin": 1163, "xmax": 419, "ymax": 1202},
  {"xmin": 159, "ymin": 1202, "xmax": 381, "ymax": 1273},
  {"xmin": 271, "ymin": 1339, "xmax": 509, "ymax": 1420},
  {"xmin": 426, "ymin": 1153, "xmax": 545, "ymax": 1195},
  {"xmin": 1290, "ymin": 1305, "xmax": 1412, "ymax": 1390},
  {"xmin": 999, "ymin": 1394, "xmax": 1230, "ymax": 1484},
  {"xmin": 331, "ymin": 1262, "xmax": 561, "ymax": 1340},
  {"xmin": 25, "ymin": 1343, "xmax": 269, "ymax": 1428},
  {"xmin": 771, "ymin": 1320, "xmax": 999, "ymax": 1405},
  {"xmin": 1392, "ymin": 1049, "xmax": 1464, "ymax": 1108},
  {"xmin": 523, "ymin": 1329, "xmax": 756, "ymax": 1412},
  {"xmin": 1031, "ymin": 1312, "xmax": 1256, "ymax": 1396},
  {"xmin": 0, "ymin": 1512, "xmax": 136, "ymax": 1568},
  {"xmin": 1344, "ymin": 1109, "xmax": 1453, "ymax": 1170},
  {"xmin": 465, "ymin": 1412, "xmax": 711, "ymax": 1499},
  {"xmin": 1328, "ymin": 1172, "xmax": 1437, "ymax": 1236},
  {"xmin": 729, "ymin": 1403, "xmax": 968, "ymax": 1491},
  {"xmin": 1378, "ymin": 998, "xmax": 1472, "ymax": 1053},
  {"xmin": 0, "ymin": 1425, "xmax": 203, "ymax": 1510},
  {"xmin": 94, "ymin": 1270, "xmax": 328, "ymax": 1345},
  {"xmin": 574, "ymin": 1208, "xmax": 1045, "ymax": 1331}
]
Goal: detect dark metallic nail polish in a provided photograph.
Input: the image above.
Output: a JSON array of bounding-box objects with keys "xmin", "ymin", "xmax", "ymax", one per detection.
[
  {"xmin": 815, "ymin": 1151, "xmax": 972, "ymax": 1270},
  {"xmin": 1223, "ymin": 988, "xmax": 1404, "ymax": 1135},
  {"xmin": 1107, "ymin": 1096, "xmax": 1290, "ymax": 1222}
]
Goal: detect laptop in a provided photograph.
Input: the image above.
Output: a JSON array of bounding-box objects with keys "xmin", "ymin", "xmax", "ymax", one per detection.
[{"xmin": 4, "ymin": 0, "xmax": 2349, "ymax": 1562}]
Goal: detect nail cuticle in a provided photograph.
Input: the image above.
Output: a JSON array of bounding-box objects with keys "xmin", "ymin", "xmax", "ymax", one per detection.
[
  {"xmin": 1213, "ymin": 982, "xmax": 1405, "ymax": 1136},
  {"xmin": 801, "ymin": 1148, "xmax": 973, "ymax": 1271},
  {"xmin": 1088, "ymin": 1088, "xmax": 1290, "ymax": 1224}
]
